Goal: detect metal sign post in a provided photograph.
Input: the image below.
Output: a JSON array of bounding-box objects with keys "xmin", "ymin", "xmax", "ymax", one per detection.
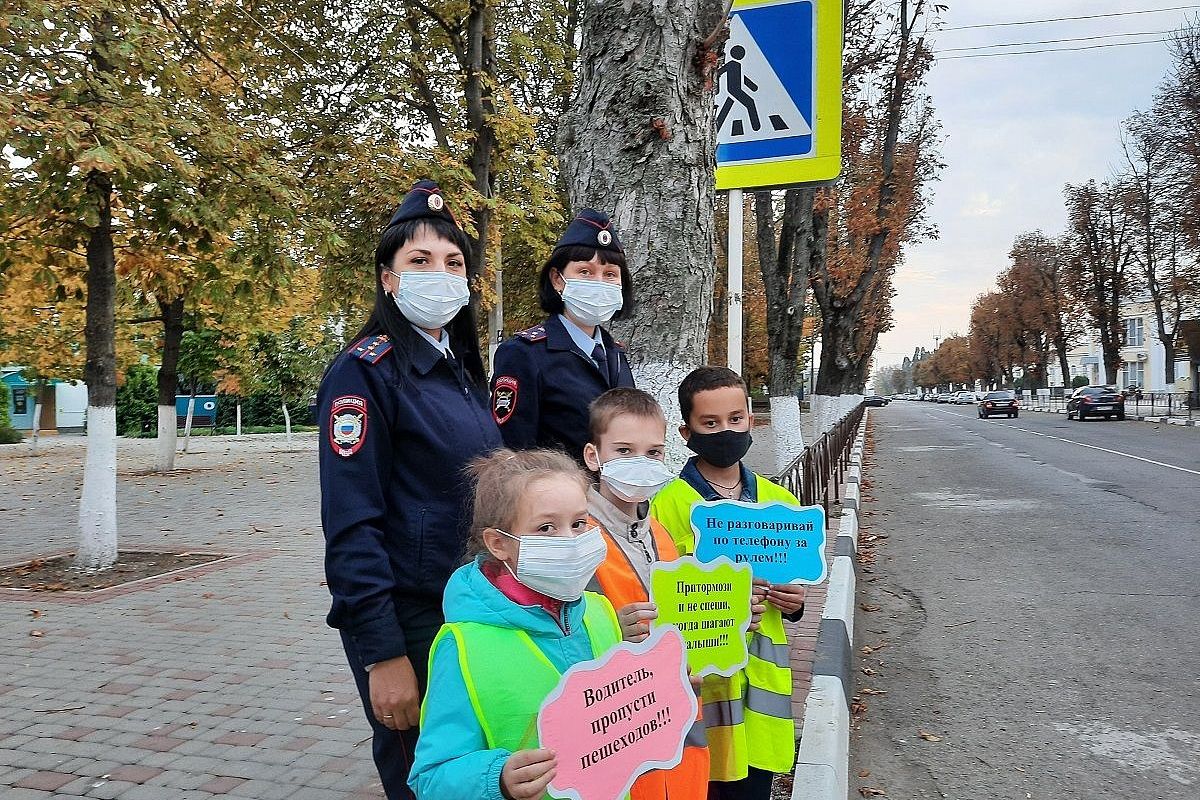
[
  {"xmin": 727, "ymin": 189, "xmax": 743, "ymax": 374},
  {"xmin": 715, "ymin": 0, "xmax": 842, "ymax": 375}
]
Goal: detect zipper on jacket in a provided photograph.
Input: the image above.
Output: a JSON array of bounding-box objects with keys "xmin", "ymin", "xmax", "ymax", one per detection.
[{"xmin": 629, "ymin": 523, "xmax": 654, "ymax": 564}]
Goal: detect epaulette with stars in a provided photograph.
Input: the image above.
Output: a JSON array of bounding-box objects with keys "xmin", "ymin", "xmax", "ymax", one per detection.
[
  {"xmin": 350, "ymin": 335, "xmax": 393, "ymax": 365},
  {"xmin": 515, "ymin": 325, "xmax": 547, "ymax": 343}
]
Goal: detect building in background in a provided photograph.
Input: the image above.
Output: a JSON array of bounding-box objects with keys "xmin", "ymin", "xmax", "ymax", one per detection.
[
  {"xmin": 1047, "ymin": 301, "xmax": 1198, "ymax": 391},
  {"xmin": 1, "ymin": 368, "xmax": 88, "ymax": 433}
]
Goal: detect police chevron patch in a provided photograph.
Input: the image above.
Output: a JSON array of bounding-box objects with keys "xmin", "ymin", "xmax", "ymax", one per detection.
[
  {"xmin": 330, "ymin": 395, "xmax": 367, "ymax": 457},
  {"xmin": 492, "ymin": 377, "xmax": 518, "ymax": 425}
]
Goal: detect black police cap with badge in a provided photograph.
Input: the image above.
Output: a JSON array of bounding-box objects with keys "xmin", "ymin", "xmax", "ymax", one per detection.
[
  {"xmin": 386, "ymin": 179, "xmax": 458, "ymax": 228},
  {"xmin": 554, "ymin": 208, "xmax": 623, "ymax": 254}
]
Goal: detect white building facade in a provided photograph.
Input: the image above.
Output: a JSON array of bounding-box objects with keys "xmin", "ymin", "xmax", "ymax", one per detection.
[{"xmin": 1046, "ymin": 300, "xmax": 1197, "ymax": 392}]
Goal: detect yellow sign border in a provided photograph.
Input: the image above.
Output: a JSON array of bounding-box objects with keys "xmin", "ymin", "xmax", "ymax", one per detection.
[{"xmin": 715, "ymin": 0, "xmax": 843, "ymax": 190}]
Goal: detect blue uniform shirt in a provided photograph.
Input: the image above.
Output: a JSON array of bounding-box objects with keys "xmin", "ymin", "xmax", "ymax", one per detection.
[
  {"xmin": 490, "ymin": 315, "xmax": 634, "ymax": 457},
  {"xmin": 318, "ymin": 327, "xmax": 502, "ymax": 667}
]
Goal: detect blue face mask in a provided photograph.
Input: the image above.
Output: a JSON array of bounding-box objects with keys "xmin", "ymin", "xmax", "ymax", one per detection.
[
  {"xmin": 390, "ymin": 270, "xmax": 469, "ymax": 329},
  {"xmin": 495, "ymin": 526, "xmax": 607, "ymax": 601}
]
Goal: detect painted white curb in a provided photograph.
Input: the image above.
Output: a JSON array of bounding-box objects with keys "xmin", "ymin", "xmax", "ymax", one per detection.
[
  {"xmin": 842, "ymin": 481, "xmax": 859, "ymax": 511},
  {"xmin": 846, "ymin": 465, "xmax": 861, "ymax": 484},
  {"xmin": 791, "ymin": 675, "xmax": 850, "ymax": 800}
]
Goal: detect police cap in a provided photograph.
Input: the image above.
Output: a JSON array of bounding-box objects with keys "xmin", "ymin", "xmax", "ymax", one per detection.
[
  {"xmin": 554, "ymin": 208, "xmax": 623, "ymax": 253},
  {"xmin": 386, "ymin": 180, "xmax": 456, "ymax": 228}
]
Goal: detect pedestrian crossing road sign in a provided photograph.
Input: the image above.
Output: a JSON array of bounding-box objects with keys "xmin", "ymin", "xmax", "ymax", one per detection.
[{"xmin": 715, "ymin": 0, "xmax": 842, "ymax": 190}]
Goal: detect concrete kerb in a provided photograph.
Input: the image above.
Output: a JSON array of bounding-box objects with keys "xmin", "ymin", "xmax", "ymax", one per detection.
[{"xmin": 792, "ymin": 412, "xmax": 864, "ymax": 800}]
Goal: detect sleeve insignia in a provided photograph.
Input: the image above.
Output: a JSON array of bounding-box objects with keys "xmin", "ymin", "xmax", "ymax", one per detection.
[
  {"xmin": 329, "ymin": 395, "xmax": 367, "ymax": 457},
  {"xmin": 515, "ymin": 325, "xmax": 547, "ymax": 342},
  {"xmin": 492, "ymin": 377, "xmax": 519, "ymax": 425},
  {"xmin": 351, "ymin": 335, "xmax": 393, "ymax": 364}
]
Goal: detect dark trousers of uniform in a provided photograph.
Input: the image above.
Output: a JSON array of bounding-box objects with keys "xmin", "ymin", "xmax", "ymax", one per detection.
[
  {"xmin": 708, "ymin": 767, "xmax": 776, "ymax": 800},
  {"xmin": 340, "ymin": 599, "xmax": 443, "ymax": 800}
]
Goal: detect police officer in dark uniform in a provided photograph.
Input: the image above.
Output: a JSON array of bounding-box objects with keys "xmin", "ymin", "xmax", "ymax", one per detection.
[
  {"xmin": 490, "ymin": 209, "xmax": 635, "ymax": 457},
  {"xmin": 317, "ymin": 180, "xmax": 501, "ymax": 799}
]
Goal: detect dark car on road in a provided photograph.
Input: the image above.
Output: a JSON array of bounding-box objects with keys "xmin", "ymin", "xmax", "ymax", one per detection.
[
  {"xmin": 1066, "ymin": 385, "xmax": 1125, "ymax": 421},
  {"xmin": 978, "ymin": 390, "xmax": 1019, "ymax": 419},
  {"xmin": 864, "ymin": 395, "xmax": 890, "ymax": 407}
]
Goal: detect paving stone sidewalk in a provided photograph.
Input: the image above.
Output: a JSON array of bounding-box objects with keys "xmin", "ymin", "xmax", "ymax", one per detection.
[{"xmin": 0, "ymin": 433, "xmax": 826, "ymax": 799}]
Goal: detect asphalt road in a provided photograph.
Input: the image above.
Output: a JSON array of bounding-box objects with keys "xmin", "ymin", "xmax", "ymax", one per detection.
[{"xmin": 851, "ymin": 401, "xmax": 1200, "ymax": 800}]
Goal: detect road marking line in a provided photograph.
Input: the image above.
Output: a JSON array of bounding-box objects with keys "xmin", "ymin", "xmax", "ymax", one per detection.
[{"xmin": 928, "ymin": 407, "xmax": 1200, "ymax": 477}]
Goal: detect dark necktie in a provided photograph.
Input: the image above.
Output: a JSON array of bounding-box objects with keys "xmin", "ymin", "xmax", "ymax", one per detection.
[{"xmin": 591, "ymin": 343, "xmax": 610, "ymax": 386}]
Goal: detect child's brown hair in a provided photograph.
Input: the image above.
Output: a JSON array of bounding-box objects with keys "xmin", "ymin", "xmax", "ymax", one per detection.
[
  {"xmin": 463, "ymin": 448, "xmax": 588, "ymax": 561},
  {"xmin": 588, "ymin": 387, "xmax": 666, "ymax": 444}
]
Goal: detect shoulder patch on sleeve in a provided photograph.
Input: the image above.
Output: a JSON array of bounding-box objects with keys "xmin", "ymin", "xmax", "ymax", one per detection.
[
  {"xmin": 351, "ymin": 335, "xmax": 393, "ymax": 364},
  {"xmin": 515, "ymin": 325, "xmax": 547, "ymax": 342},
  {"xmin": 329, "ymin": 395, "xmax": 368, "ymax": 457},
  {"xmin": 492, "ymin": 376, "xmax": 519, "ymax": 425}
]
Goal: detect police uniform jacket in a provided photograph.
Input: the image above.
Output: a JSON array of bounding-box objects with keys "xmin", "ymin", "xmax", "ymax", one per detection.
[
  {"xmin": 318, "ymin": 326, "xmax": 501, "ymax": 668},
  {"xmin": 490, "ymin": 315, "xmax": 634, "ymax": 457}
]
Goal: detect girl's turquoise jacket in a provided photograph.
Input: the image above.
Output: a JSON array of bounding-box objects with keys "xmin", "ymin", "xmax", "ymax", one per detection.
[{"xmin": 409, "ymin": 557, "xmax": 603, "ymax": 800}]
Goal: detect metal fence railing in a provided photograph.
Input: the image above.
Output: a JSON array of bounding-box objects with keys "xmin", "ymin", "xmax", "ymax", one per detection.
[
  {"xmin": 1017, "ymin": 390, "xmax": 1197, "ymax": 419},
  {"xmin": 775, "ymin": 402, "xmax": 865, "ymax": 515}
]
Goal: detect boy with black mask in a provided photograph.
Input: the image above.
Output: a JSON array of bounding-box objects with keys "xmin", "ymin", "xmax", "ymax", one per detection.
[{"xmin": 649, "ymin": 366, "xmax": 805, "ymax": 800}]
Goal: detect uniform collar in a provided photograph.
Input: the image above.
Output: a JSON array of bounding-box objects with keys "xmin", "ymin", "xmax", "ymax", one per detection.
[
  {"xmin": 558, "ymin": 313, "xmax": 604, "ymax": 356},
  {"xmin": 405, "ymin": 325, "xmax": 449, "ymax": 376},
  {"xmin": 410, "ymin": 325, "xmax": 453, "ymax": 359},
  {"xmin": 680, "ymin": 456, "xmax": 757, "ymax": 502},
  {"xmin": 546, "ymin": 313, "xmax": 615, "ymax": 355}
]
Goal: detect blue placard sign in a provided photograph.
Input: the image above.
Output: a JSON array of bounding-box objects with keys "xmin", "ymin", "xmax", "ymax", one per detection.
[{"xmin": 691, "ymin": 500, "xmax": 827, "ymax": 585}]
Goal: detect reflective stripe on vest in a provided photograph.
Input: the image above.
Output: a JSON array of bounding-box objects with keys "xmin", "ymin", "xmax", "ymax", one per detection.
[{"xmin": 748, "ymin": 632, "xmax": 791, "ymax": 669}]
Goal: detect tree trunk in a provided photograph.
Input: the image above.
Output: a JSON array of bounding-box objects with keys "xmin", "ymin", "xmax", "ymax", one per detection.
[
  {"xmin": 281, "ymin": 398, "xmax": 292, "ymax": 445},
  {"xmin": 182, "ymin": 390, "xmax": 196, "ymax": 452},
  {"xmin": 29, "ymin": 380, "xmax": 44, "ymax": 454},
  {"xmin": 559, "ymin": 0, "xmax": 723, "ymax": 457},
  {"xmin": 465, "ymin": 0, "xmax": 497, "ymax": 321},
  {"xmin": 755, "ymin": 188, "xmax": 815, "ymax": 468},
  {"xmin": 76, "ymin": 167, "xmax": 118, "ymax": 573},
  {"xmin": 156, "ymin": 295, "xmax": 184, "ymax": 472}
]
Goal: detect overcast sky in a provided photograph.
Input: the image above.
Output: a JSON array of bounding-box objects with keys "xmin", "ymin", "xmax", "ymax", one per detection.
[{"xmin": 874, "ymin": 1, "xmax": 1198, "ymax": 368}]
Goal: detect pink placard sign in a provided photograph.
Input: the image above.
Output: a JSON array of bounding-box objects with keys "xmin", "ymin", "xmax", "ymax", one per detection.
[{"xmin": 537, "ymin": 626, "xmax": 697, "ymax": 800}]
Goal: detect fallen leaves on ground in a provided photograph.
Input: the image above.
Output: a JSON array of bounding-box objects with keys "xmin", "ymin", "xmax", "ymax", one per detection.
[
  {"xmin": 860, "ymin": 788, "xmax": 887, "ymax": 797},
  {"xmin": 860, "ymin": 688, "xmax": 887, "ymax": 695},
  {"xmin": 29, "ymin": 629, "xmax": 44, "ymax": 637},
  {"xmin": 918, "ymin": 730, "xmax": 942, "ymax": 742},
  {"xmin": 29, "ymin": 609, "xmax": 41, "ymax": 618},
  {"xmin": 860, "ymin": 603, "xmax": 881, "ymax": 612}
]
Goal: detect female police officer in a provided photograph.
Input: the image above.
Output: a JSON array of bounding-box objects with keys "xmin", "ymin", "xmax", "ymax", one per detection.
[
  {"xmin": 490, "ymin": 209, "xmax": 635, "ymax": 457},
  {"xmin": 318, "ymin": 180, "xmax": 501, "ymax": 799}
]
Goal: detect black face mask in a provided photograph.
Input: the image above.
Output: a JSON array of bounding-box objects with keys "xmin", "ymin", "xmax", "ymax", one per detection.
[{"xmin": 685, "ymin": 429, "xmax": 753, "ymax": 469}]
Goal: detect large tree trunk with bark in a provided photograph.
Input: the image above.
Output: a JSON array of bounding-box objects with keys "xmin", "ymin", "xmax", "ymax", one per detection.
[
  {"xmin": 754, "ymin": 188, "xmax": 815, "ymax": 469},
  {"xmin": 465, "ymin": 0, "xmax": 497, "ymax": 321},
  {"xmin": 156, "ymin": 295, "xmax": 184, "ymax": 472},
  {"xmin": 559, "ymin": 0, "xmax": 723, "ymax": 444},
  {"xmin": 77, "ymin": 168, "xmax": 118, "ymax": 572}
]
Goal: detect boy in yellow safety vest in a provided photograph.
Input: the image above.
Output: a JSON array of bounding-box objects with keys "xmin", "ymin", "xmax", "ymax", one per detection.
[{"xmin": 649, "ymin": 366, "xmax": 806, "ymax": 800}]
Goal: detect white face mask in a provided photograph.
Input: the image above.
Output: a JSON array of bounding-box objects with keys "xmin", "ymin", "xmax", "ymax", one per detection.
[
  {"xmin": 599, "ymin": 456, "xmax": 675, "ymax": 503},
  {"xmin": 391, "ymin": 270, "xmax": 470, "ymax": 330},
  {"xmin": 496, "ymin": 526, "xmax": 607, "ymax": 601},
  {"xmin": 561, "ymin": 278, "xmax": 623, "ymax": 327}
]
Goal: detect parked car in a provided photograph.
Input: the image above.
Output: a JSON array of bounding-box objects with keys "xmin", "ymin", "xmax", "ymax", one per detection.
[
  {"xmin": 935, "ymin": 393, "xmax": 952, "ymax": 403},
  {"xmin": 864, "ymin": 395, "xmax": 889, "ymax": 407},
  {"xmin": 1066, "ymin": 385, "xmax": 1125, "ymax": 421},
  {"xmin": 978, "ymin": 390, "xmax": 1018, "ymax": 419},
  {"xmin": 953, "ymin": 391, "xmax": 974, "ymax": 404}
]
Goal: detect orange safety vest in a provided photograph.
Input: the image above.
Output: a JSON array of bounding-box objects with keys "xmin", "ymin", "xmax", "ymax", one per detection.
[{"xmin": 591, "ymin": 516, "xmax": 710, "ymax": 800}]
